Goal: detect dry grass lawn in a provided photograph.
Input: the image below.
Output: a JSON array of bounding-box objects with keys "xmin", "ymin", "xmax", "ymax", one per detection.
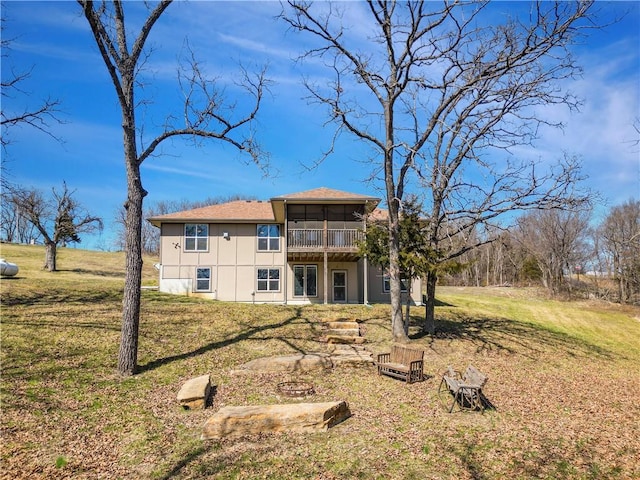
[{"xmin": 1, "ymin": 243, "xmax": 639, "ymax": 479}]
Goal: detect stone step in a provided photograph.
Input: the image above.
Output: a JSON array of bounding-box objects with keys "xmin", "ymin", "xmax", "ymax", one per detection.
[
  {"xmin": 325, "ymin": 328, "xmax": 360, "ymax": 337},
  {"xmin": 332, "ymin": 344, "xmax": 373, "ymax": 360},
  {"xmin": 329, "ymin": 344, "xmax": 369, "ymax": 353},
  {"xmin": 201, "ymin": 401, "xmax": 351, "ymax": 439},
  {"xmin": 326, "ymin": 335, "xmax": 366, "ymax": 344}
]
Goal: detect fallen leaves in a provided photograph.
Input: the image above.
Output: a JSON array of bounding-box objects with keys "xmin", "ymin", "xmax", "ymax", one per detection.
[{"xmin": 2, "ymin": 253, "xmax": 639, "ymax": 479}]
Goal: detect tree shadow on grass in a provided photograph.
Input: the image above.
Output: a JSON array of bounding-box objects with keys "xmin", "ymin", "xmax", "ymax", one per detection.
[
  {"xmin": 409, "ymin": 311, "xmax": 616, "ymax": 361},
  {"xmin": 159, "ymin": 445, "xmax": 211, "ymax": 480},
  {"xmin": 137, "ymin": 307, "xmax": 311, "ymax": 374},
  {"xmin": 58, "ymin": 268, "xmax": 125, "ymax": 278},
  {"xmin": 1, "ymin": 287, "xmax": 123, "ymax": 307}
]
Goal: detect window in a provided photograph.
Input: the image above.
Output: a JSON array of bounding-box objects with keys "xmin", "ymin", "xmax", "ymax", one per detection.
[
  {"xmin": 257, "ymin": 268, "xmax": 280, "ymax": 291},
  {"xmin": 293, "ymin": 265, "xmax": 317, "ymax": 297},
  {"xmin": 257, "ymin": 224, "xmax": 280, "ymax": 251},
  {"xmin": 185, "ymin": 224, "xmax": 208, "ymax": 251},
  {"xmin": 383, "ymin": 274, "xmax": 408, "ymax": 293},
  {"xmin": 196, "ymin": 267, "xmax": 211, "ymax": 291}
]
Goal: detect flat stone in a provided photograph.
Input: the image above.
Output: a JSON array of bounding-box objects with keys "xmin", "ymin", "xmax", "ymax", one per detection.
[
  {"xmin": 235, "ymin": 347, "xmax": 374, "ymax": 372},
  {"xmin": 177, "ymin": 374, "xmax": 211, "ymax": 410},
  {"xmin": 325, "ymin": 321, "xmax": 360, "ymax": 330},
  {"xmin": 326, "ymin": 335, "xmax": 366, "ymax": 344},
  {"xmin": 201, "ymin": 401, "xmax": 351, "ymax": 440},
  {"xmin": 240, "ymin": 353, "xmax": 333, "ymax": 372},
  {"xmin": 329, "ymin": 344, "xmax": 369, "ymax": 353},
  {"xmin": 330, "ymin": 353, "xmax": 373, "ymax": 366}
]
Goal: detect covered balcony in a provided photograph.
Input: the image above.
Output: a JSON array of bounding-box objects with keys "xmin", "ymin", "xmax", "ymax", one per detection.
[
  {"xmin": 287, "ymin": 228, "xmax": 364, "ymax": 261},
  {"xmin": 284, "ymin": 203, "xmax": 368, "ymax": 262}
]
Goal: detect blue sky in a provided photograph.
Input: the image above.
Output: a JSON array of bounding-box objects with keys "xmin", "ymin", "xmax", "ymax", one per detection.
[{"xmin": 2, "ymin": 1, "xmax": 639, "ymax": 250}]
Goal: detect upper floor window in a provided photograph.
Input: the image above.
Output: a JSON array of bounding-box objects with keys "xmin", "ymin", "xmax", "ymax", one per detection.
[
  {"xmin": 185, "ymin": 224, "xmax": 208, "ymax": 251},
  {"xmin": 257, "ymin": 224, "xmax": 280, "ymax": 251}
]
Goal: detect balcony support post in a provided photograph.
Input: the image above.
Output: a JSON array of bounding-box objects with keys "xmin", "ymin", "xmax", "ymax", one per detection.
[
  {"xmin": 323, "ymin": 214, "xmax": 328, "ymax": 304},
  {"xmin": 323, "ymin": 250, "xmax": 328, "ymax": 304}
]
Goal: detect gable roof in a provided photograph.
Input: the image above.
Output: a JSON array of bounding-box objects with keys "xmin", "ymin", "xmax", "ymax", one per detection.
[
  {"xmin": 271, "ymin": 187, "xmax": 379, "ymax": 202},
  {"xmin": 270, "ymin": 187, "xmax": 380, "ymax": 222},
  {"xmin": 368, "ymin": 208, "xmax": 388, "ymax": 222}
]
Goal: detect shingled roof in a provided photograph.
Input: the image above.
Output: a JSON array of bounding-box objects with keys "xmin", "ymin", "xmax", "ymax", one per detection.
[
  {"xmin": 148, "ymin": 188, "xmax": 382, "ymax": 226},
  {"xmin": 148, "ymin": 200, "xmax": 275, "ymax": 225},
  {"xmin": 271, "ymin": 187, "xmax": 379, "ymax": 202}
]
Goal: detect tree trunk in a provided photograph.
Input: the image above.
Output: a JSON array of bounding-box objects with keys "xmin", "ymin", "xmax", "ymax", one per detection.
[
  {"xmin": 118, "ymin": 161, "xmax": 145, "ymax": 375},
  {"xmin": 44, "ymin": 240, "xmax": 57, "ymax": 271},
  {"xmin": 389, "ymin": 229, "xmax": 407, "ymax": 342},
  {"xmin": 118, "ymin": 93, "xmax": 145, "ymax": 375},
  {"xmin": 383, "ymin": 86, "xmax": 407, "ymax": 343},
  {"xmin": 404, "ymin": 285, "xmax": 411, "ymax": 336},
  {"xmin": 423, "ymin": 270, "xmax": 437, "ymax": 335}
]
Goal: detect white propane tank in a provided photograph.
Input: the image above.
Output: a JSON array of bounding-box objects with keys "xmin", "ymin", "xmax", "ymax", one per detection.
[{"xmin": 0, "ymin": 258, "xmax": 19, "ymax": 277}]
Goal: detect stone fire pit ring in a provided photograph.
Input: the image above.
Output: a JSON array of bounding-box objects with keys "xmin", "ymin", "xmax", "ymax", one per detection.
[{"xmin": 277, "ymin": 381, "xmax": 315, "ymax": 398}]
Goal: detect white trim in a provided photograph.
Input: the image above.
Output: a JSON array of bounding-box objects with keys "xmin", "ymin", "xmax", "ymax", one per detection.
[
  {"xmin": 256, "ymin": 267, "xmax": 281, "ymax": 292},
  {"xmin": 184, "ymin": 223, "xmax": 209, "ymax": 252},
  {"xmin": 195, "ymin": 266, "xmax": 212, "ymax": 292},
  {"xmin": 257, "ymin": 224, "xmax": 281, "ymax": 252}
]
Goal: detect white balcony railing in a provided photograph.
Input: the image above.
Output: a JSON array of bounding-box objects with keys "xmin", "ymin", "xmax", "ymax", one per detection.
[{"xmin": 287, "ymin": 229, "xmax": 363, "ymax": 250}]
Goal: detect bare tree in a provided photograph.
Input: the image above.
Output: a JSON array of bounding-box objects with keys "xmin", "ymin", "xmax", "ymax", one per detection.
[
  {"xmin": 78, "ymin": 1, "xmax": 268, "ymax": 375},
  {"xmin": 281, "ymin": 1, "xmax": 595, "ymax": 339},
  {"xmin": 0, "ymin": 188, "xmax": 41, "ymax": 243},
  {"xmin": 598, "ymin": 199, "xmax": 640, "ymax": 303},
  {"xmin": 445, "ymin": 228, "xmax": 544, "ymax": 288},
  {"xmin": 514, "ymin": 207, "xmax": 592, "ymax": 296},
  {"xmin": 7, "ymin": 182, "xmax": 103, "ymax": 271}
]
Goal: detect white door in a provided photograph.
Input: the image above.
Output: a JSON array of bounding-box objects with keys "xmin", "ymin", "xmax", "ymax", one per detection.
[{"xmin": 332, "ymin": 270, "xmax": 347, "ymax": 303}]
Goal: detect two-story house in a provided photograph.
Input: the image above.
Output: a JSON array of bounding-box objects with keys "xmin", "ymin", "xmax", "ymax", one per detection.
[{"xmin": 148, "ymin": 187, "xmax": 421, "ymax": 305}]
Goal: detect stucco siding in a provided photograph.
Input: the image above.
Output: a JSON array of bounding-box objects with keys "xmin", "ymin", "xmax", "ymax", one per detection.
[
  {"xmin": 235, "ymin": 266, "xmax": 256, "ymax": 301},
  {"xmin": 367, "ymin": 265, "xmax": 422, "ymax": 304},
  {"xmin": 157, "ymin": 221, "xmax": 286, "ymax": 302},
  {"xmin": 216, "ymin": 265, "xmax": 237, "ymax": 300}
]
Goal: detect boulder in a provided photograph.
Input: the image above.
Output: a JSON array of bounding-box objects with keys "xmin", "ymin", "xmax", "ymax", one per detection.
[
  {"xmin": 177, "ymin": 374, "xmax": 211, "ymax": 410},
  {"xmin": 201, "ymin": 401, "xmax": 351, "ymax": 440}
]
